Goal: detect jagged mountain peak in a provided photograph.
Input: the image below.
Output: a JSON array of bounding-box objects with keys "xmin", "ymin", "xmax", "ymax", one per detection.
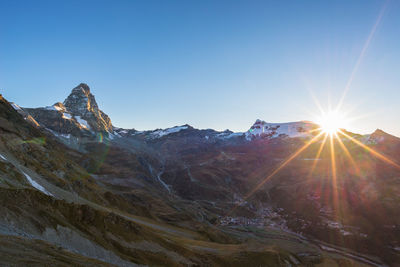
[
  {"xmin": 63, "ymin": 83, "xmax": 99, "ymax": 114},
  {"xmin": 62, "ymin": 83, "xmax": 112, "ymax": 133},
  {"xmin": 20, "ymin": 84, "xmax": 113, "ymax": 137},
  {"xmin": 72, "ymin": 83, "xmax": 91, "ymax": 93}
]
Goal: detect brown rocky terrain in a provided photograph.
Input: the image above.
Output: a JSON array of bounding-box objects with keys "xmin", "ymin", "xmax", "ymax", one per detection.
[{"xmin": 1, "ymin": 85, "xmax": 399, "ymax": 266}]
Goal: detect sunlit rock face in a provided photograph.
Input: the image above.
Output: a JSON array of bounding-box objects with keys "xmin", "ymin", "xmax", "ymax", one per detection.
[
  {"xmin": 18, "ymin": 83, "xmax": 114, "ymax": 150},
  {"xmin": 63, "ymin": 83, "xmax": 112, "ymax": 133}
]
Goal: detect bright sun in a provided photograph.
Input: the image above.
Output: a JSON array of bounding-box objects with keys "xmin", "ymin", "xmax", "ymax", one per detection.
[{"xmin": 317, "ymin": 111, "xmax": 345, "ymax": 134}]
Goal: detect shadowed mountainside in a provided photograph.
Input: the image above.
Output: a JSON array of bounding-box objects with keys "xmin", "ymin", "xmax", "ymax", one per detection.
[{"xmin": 2, "ymin": 85, "xmax": 400, "ymax": 266}]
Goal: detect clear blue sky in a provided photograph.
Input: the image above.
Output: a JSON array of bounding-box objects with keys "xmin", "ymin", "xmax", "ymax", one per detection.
[{"xmin": 1, "ymin": 0, "xmax": 399, "ymax": 135}]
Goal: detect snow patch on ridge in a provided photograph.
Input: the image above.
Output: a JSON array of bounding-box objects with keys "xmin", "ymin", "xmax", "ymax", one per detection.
[
  {"xmin": 151, "ymin": 125, "xmax": 188, "ymax": 138},
  {"xmin": 62, "ymin": 113, "xmax": 72, "ymax": 120},
  {"xmin": 45, "ymin": 105, "xmax": 63, "ymax": 111},
  {"xmin": 75, "ymin": 116, "xmax": 91, "ymax": 130},
  {"xmin": 22, "ymin": 172, "xmax": 53, "ymax": 196},
  {"xmin": 11, "ymin": 103, "xmax": 22, "ymax": 111},
  {"xmin": 217, "ymin": 132, "xmax": 244, "ymax": 139},
  {"xmin": 45, "ymin": 128, "xmax": 72, "ymax": 139}
]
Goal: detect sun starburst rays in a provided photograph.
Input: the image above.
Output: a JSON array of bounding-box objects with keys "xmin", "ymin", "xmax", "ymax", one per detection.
[
  {"xmin": 308, "ymin": 133, "xmax": 329, "ymax": 178},
  {"xmin": 244, "ymin": 131, "xmax": 324, "ymax": 199},
  {"xmin": 219, "ymin": 107, "xmax": 400, "ymax": 224},
  {"xmin": 334, "ymin": 132, "xmax": 361, "ymax": 175},
  {"xmin": 338, "ymin": 130, "xmax": 400, "ymax": 170},
  {"xmin": 336, "ymin": 1, "xmax": 388, "ymax": 112},
  {"xmin": 215, "ymin": 1, "xmax": 398, "ymax": 240},
  {"xmin": 219, "ymin": 132, "xmax": 325, "ymax": 221},
  {"xmin": 219, "ymin": 1, "xmax": 394, "ymax": 221},
  {"xmin": 329, "ymin": 133, "xmax": 342, "ymax": 221}
]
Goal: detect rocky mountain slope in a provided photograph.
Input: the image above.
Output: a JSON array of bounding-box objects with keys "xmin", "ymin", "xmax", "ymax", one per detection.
[
  {"xmin": 2, "ymin": 84, "xmax": 400, "ymax": 266},
  {"xmin": 13, "ymin": 83, "xmax": 113, "ymax": 150}
]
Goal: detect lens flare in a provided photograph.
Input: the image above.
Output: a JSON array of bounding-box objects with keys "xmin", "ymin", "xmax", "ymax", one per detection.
[{"xmin": 316, "ymin": 111, "xmax": 347, "ymax": 135}]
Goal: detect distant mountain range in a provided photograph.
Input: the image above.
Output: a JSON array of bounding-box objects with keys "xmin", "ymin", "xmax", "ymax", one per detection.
[
  {"xmin": 1, "ymin": 83, "xmax": 400, "ymax": 266},
  {"xmin": 11, "ymin": 83, "xmax": 397, "ymax": 148}
]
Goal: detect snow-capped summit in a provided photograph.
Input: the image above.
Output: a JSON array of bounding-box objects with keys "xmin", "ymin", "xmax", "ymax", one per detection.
[{"xmin": 246, "ymin": 119, "xmax": 318, "ymax": 139}]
